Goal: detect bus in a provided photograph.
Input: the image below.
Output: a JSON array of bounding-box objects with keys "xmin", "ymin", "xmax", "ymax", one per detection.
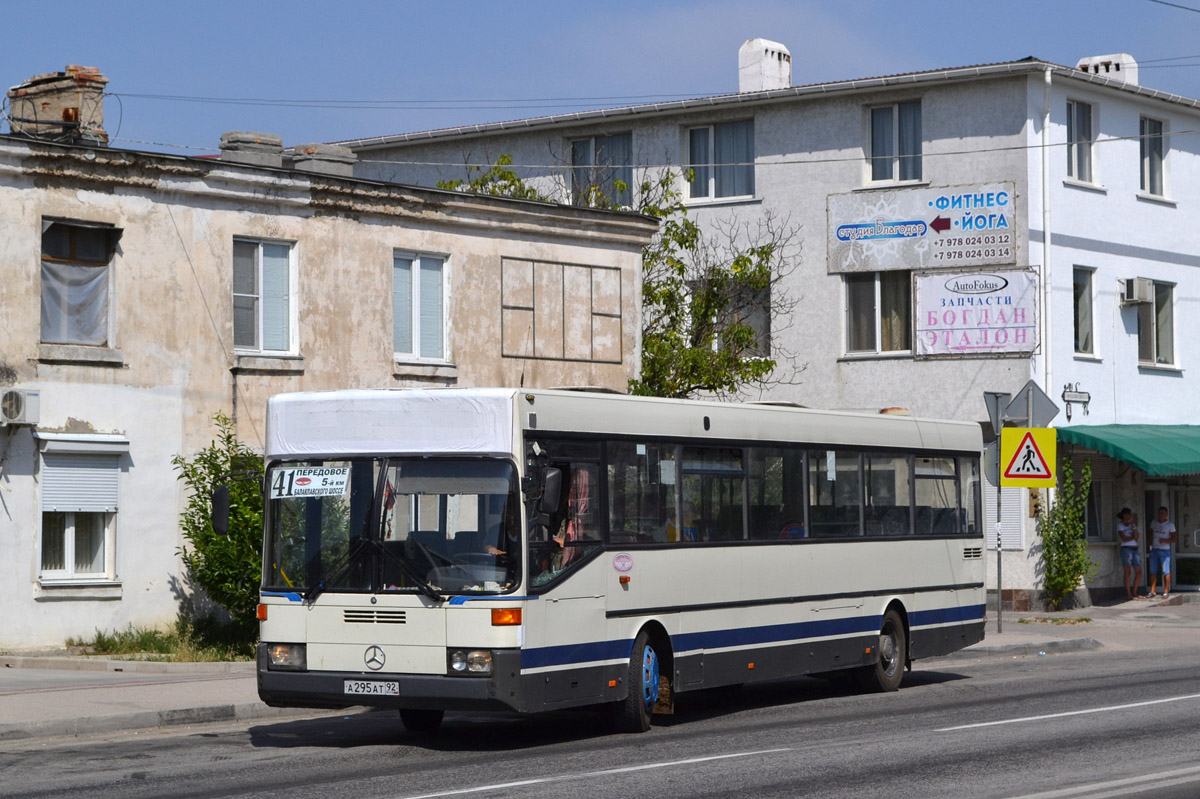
[{"xmin": 252, "ymin": 388, "xmax": 985, "ymax": 733}]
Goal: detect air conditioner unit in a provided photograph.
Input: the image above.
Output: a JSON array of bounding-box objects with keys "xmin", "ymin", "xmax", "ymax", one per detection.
[
  {"xmin": 0, "ymin": 389, "xmax": 40, "ymax": 426},
  {"xmin": 1121, "ymin": 277, "xmax": 1155, "ymax": 304}
]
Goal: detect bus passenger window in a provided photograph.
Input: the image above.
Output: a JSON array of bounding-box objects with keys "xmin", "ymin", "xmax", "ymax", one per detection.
[
  {"xmin": 748, "ymin": 448, "xmax": 806, "ymax": 539},
  {"xmin": 808, "ymin": 450, "xmax": 863, "ymax": 537},
  {"xmin": 681, "ymin": 448, "xmax": 745, "ymax": 542},
  {"xmin": 915, "ymin": 457, "xmax": 959, "ymax": 535},
  {"xmin": 864, "ymin": 454, "xmax": 911, "ymax": 537},
  {"xmin": 607, "ymin": 442, "xmax": 678, "ymax": 544}
]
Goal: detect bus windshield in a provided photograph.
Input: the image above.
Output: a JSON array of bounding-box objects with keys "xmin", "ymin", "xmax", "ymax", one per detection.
[{"xmin": 264, "ymin": 458, "xmax": 521, "ymax": 597}]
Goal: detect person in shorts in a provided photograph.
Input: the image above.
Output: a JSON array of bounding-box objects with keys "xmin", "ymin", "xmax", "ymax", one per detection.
[
  {"xmin": 1117, "ymin": 507, "xmax": 1142, "ymax": 600},
  {"xmin": 1148, "ymin": 506, "xmax": 1177, "ymax": 599}
]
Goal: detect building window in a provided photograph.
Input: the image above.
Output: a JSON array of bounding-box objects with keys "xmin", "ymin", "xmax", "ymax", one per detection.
[
  {"xmin": 571, "ymin": 133, "xmax": 632, "ymax": 207},
  {"xmin": 233, "ymin": 239, "xmax": 293, "ymax": 353},
  {"xmin": 869, "ymin": 101, "xmax": 921, "ymax": 182},
  {"xmin": 40, "ymin": 452, "xmax": 119, "ymax": 580},
  {"xmin": 1066, "ymin": 100, "xmax": 1094, "ymax": 183},
  {"xmin": 1073, "ymin": 267, "xmax": 1094, "ymax": 355},
  {"xmin": 40, "ymin": 220, "xmax": 122, "ymax": 346},
  {"xmin": 1140, "ymin": 116, "xmax": 1165, "ymax": 196},
  {"xmin": 725, "ymin": 287, "xmax": 771, "ymax": 358},
  {"xmin": 394, "ymin": 252, "xmax": 446, "ymax": 361},
  {"xmin": 1138, "ymin": 281, "xmax": 1174, "ymax": 365},
  {"xmin": 688, "ymin": 120, "xmax": 755, "ymax": 199},
  {"xmin": 846, "ymin": 271, "xmax": 911, "ymax": 354}
]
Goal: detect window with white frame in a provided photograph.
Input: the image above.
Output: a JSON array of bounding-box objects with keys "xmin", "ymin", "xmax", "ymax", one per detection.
[
  {"xmin": 40, "ymin": 219, "xmax": 122, "ymax": 346},
  {"xmin": 688, "ymin": 120, "xmax": 755, "ymax": 199},
  {"xmin": 1138, "ymin": 281, "xmax": 1174, "ymax": 365},
  {"xmin": 1073, "ymin": 267, "xmax": 1094, "ymax": 356},
  {"xmin": 845, "ymin": 271, "xmax": 911, "ymax": 354},
  {"xmin": 1140, "ymin": 116, "xmax": 1165, "ymax": 196},
  {"xmin": 233, "ymin": 239, "xmax": 294, "ymax": 353},
  {"xmin": 394, "ymin": 252, "xmax": 446, "ymax": 361},
  {"xmin": 40, "ymin": 452, "xmax": 120, "ymax": 580},
  {"xmin": 1066, "ymin": 100, "xmax": 1094, "ymax": 183},
  {"xmin": 571, "ymin": 133, "xmax": 632, "ymax": 207},
  {"xmin": 869, "ymin": 101, "xmax": 922, "ymax": 182}
]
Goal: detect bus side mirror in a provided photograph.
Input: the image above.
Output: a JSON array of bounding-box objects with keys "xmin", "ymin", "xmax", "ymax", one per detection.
[
  {"xmin": 211, "ymin": 485, "xmax": 230, "ymax": 536},
  {"xmin": 540, "ymin": 468, "xmax": 562, "ymax": 515}
]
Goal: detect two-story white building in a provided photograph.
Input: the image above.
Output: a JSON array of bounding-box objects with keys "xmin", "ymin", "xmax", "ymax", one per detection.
[
  {"xmin": 0, "ymin": 67, "xmax": 656, "ymax": 650},
  {"xmin": 338, "ymin": 44, "xmax": 1200, "ymax": 607}
]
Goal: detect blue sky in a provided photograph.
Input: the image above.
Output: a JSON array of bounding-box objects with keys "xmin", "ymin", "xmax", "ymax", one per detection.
[{"xmin": 4, "ymin": 0, "xmax": 1198, "ymax": 155}]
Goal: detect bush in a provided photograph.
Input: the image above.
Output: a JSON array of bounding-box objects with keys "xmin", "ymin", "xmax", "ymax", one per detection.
[
  {"xmin": 172, "ymin": 412, "xmax": 263, "ymax": 641},
  {"xmin": 1037, "ymin": 459, "xmax": 1097, "ymax": 610}
]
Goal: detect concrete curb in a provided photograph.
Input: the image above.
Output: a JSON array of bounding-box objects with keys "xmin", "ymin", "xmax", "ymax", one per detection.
[
  {"xmin": 0, "ymin": 701, "xmax": 349, "ymax": 742},
  {"xmin": 0, "ymin": 656, "xmax": 254, "ymax": 674},
  {"xmin": 932, "ymin": 637, "xmax": 1103, "ymax": 662}
]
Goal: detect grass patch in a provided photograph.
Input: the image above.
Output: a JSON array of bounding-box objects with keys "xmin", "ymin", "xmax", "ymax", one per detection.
[
  {"xmin": 1017, "ymin": 616, "xmax": 1092, "ymax": 626},
  {"xmin": 66, "ymin": 617, "xmax": 255, "ymax": 661}
]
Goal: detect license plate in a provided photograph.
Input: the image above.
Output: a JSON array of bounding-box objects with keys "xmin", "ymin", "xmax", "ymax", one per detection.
[{"xmin": 344, "ymin": 680, "xmax": 399, "ymax": 696}]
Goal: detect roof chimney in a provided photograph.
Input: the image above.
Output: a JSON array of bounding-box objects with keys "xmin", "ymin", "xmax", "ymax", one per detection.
[
  {"xmin": 739, "ymin": 39, "xmax": 791, "ymax": 93},
  {"xmin": 219, "ymin": 131, "xmax": 284, "ymax": 168},
  {"xmin": 1076, "ymin": 53, "xmax": 1139, "ymax": 86},
  {"xmin": 289, "ymin": 142, "xmax": 357, "ymax": 177},
  {"xmin": 7, "ymin": 65, "xmax": 108, "ymax": 145}
]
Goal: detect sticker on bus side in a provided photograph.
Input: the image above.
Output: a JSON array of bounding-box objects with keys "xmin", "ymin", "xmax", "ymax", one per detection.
[{"xmin": 270, "ymin": 466, "xmax": 351, "ymax": 499}]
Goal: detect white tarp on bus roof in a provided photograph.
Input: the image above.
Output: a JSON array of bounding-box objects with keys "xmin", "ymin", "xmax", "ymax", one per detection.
[{"xmin": 265, "ymin": 388, "xmax": 517, "ymax": 459}]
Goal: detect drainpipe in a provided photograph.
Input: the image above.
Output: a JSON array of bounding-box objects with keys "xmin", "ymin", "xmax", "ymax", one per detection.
[{"xmin": 1041, "ymin": 67, "xmax": 1053, "ymax": 404}]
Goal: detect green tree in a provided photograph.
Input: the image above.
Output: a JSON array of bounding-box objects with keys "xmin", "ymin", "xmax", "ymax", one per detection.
[
  {"xmin": 172, "ymin": 413, "xmax": 263, "ymax": 634},
  {"xmin": 1037, "ymin": 459, "xmax": 1097, "ymax": 610},
  {"xmin": 439, "ymin": 156, "xmax": 803, "ymax": 398}
]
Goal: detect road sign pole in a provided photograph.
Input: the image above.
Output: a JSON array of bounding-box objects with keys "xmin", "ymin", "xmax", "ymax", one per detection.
[{"xmin": 995, "ymin": 443, "xmax": 1003, "ymax": 634}]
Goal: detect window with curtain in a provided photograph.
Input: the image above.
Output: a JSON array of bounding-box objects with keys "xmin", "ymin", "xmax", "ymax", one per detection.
[
  {"xmin": 1140, "ymin": 116, "xmax": 1165, "ymax": 196},
  {"xmin": 233, "ymin": 239, "xmax": 293, "ymax": 353},
  {"xmin": 571, "ymin": 133, "xmax": 632, "ymax": 206},
  {"xmin": 688, "ymin": 120, "xmax": 755, "ymax": 199},
  {"xmin": 1073, "ymin": 267, "xmax": 1094, "ymax": 355},
  {"xmin": 394, "ymin": 252, "xmax": 446, "ymax": 360},
  {"xmin": 869, "ymin": 101, "xmax": 922, "ymax": 182},
  {"xmin": 1067, "ymin": 100, "xmax": 1094, "ymax": 183},
  {"xmin": 40, "ymin": 453, "xmax": 118, "ymax": 579},
  {"xmin": 1137, "ymin": 281, "xmax": 1174, "ymax": 366},
  {"xmin": 846, "ymin": 271, "xmax": 911, "ymax": 354},
  {"xmin": 40, "ymin": 220, "xmax": 122, "ymax": 346}
]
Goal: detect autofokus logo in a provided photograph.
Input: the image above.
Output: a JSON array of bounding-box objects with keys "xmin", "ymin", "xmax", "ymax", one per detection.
[{"xmin": 945, "ymin": 274, "xmax": 1008, "ymax": 294}]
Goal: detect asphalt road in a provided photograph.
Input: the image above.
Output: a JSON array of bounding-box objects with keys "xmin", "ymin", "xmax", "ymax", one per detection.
[{"xmin": 5, "ymin": 647, "xmax": 1200, "ymax": 799}]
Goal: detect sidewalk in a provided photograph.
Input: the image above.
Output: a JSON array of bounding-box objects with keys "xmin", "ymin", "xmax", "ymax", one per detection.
[{"xmin": 3, "ymin": 597, "xmax": 1199, "ymax": 742}]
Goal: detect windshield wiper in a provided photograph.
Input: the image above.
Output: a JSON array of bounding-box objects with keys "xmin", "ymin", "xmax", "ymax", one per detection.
[{"xmin": 374, "ymin": 538, "xmax": 443, "ymax": 602}]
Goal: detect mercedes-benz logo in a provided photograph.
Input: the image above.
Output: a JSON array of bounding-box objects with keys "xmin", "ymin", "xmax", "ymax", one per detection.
[{"xmin": 364, "ymin": 645, "xmax": 386, "ymax": 670}]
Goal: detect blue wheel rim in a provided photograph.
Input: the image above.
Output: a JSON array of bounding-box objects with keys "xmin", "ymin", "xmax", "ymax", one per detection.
[{"xmin": 641, "ymin": 644, "xmax": 660, "ymax": 711}]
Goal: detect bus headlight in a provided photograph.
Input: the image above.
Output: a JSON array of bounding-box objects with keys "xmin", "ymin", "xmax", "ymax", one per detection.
[
  {"xmin": 448, "ymin": 649, "xmax": 493, "ymax": 675},
  {"xmin": 267, "ymin": 643, "xmax": 307, "ymax": 670}
]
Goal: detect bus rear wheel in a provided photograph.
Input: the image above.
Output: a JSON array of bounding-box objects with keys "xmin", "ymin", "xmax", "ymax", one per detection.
[
  {"xmin": 855, "ymin": 608, "xmax": 906, "ymax": 693},
  {"xmin": 613, "ymin": 630, "xmax": 660, "ymax": 733},
  {"xmin": 399, "ymin": 708, "xmax": 444, "ymax": 733}
]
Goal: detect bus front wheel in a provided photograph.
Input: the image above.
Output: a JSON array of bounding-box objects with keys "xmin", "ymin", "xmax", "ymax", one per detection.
[
  {"xmin": 855, "ymin": 608, "xmax": 906, "ymax": 693},
  {"xmin": 399, "ymin": 708, "xmax": 444, "ymax": 733},
  {"xmin": 613, "ymin": 630, "xmax": 660, "ymax": 733}
]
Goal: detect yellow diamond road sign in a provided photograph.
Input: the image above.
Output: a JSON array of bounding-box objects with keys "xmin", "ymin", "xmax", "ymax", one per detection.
[{"xmin": 1000, "ymin": 427, "xmax": 1056, "ymax": 487}]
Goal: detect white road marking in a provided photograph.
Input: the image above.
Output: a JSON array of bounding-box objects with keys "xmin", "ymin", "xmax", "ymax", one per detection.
[
  {"xmin": 1002, "ymin": 763, "xmax": 1200, "ymax": 798},
  {"xmin": 936, "ymin": 691, "xmax": 1200, "ymax": 731},
  {"xmin": 395, "ymin": 748, "xmax": 793, "ymax": 799}
]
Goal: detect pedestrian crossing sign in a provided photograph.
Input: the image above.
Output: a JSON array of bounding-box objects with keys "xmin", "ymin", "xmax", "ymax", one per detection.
[{"xmin": 1000, "ymin": 427, "xmax": 1056, "ymax": 487}]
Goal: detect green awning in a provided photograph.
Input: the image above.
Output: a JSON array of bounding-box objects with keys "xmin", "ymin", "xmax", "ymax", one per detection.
[{"xmin": 1056, "ymin": 425, "xmax": 1200, "ymax": 478}]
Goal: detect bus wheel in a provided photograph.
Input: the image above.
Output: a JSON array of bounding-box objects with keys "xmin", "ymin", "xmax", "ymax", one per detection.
[
  {"xmin": 855, "ymin": 609, "xmax": 906, "ymax": 693},
  {"xmin": 399, "ymin": 708, "xmax": 444, "ymax": 733},
  {"xmin": 614, "ymin": 630, "xmax": 660, "ymax": 733}
]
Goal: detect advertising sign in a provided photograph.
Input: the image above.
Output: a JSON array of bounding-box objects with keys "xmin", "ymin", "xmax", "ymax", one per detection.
[
  {"xmin": 827, "ymin": 182, "xmax": 1017, "ymax": 272},
  {"xmin": 914, "ymin": 269, "xmax": 1038, "ymax": 357}
]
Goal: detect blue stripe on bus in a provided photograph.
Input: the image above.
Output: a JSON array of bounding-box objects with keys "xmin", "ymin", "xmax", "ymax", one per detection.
[
  {"xmin": 520, "ymin": 603, "xmax": 985, "ymax": 670},
  {"xmin": 262, "ymin": 590, "xmax": 304, "ymax": 602},
  {"xmin": 448, "ymin": 595, "xmax": 539, "ymax": 606}
]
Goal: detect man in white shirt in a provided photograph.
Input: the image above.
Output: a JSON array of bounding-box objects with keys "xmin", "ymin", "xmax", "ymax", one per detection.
[
  {"xmin": 1117, "ymin": 507, "xmax": 1142, "ymax": 601},
  {"xmin": 1148, "ymin": 506, "xmax": 1177, "ymax": 599}
]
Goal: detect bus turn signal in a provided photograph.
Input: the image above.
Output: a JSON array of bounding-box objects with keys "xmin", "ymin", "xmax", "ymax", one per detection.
[{"xmin": 491, "ymin": 608, "xmax": 522, "ymax": 626}]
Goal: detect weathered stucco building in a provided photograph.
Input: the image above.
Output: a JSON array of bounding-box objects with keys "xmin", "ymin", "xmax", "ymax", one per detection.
[
  {"xmin": 0, "ymin": 68, "xmax": 656, "ymax": 649},
  {"xmin": 338, "ymin": 45, "xmax": 1200, "ymax": 607}
]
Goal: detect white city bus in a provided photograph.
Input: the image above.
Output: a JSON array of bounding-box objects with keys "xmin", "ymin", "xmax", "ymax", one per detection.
[{"xmin": 254, "ymin": 388, "xmax": 985, "ymax": 733}]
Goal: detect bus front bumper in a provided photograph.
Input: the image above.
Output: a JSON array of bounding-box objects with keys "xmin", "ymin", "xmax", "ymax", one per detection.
[{"xmin": 256, "ymin": 645, "xmax": 523, "ymax": 712}]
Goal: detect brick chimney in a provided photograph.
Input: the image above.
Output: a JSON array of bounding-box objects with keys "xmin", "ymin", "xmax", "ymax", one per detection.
[
  {"xmin": 289, "ymin": 142, "xmax": 357, "ymax": 177},
  {"xmin": 219, "ymin": 131, "xmax": 284, "ymax": 168},
  {"xmin": 7, "ymin": 65, "xmax": 109, "ymax": 145}
]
